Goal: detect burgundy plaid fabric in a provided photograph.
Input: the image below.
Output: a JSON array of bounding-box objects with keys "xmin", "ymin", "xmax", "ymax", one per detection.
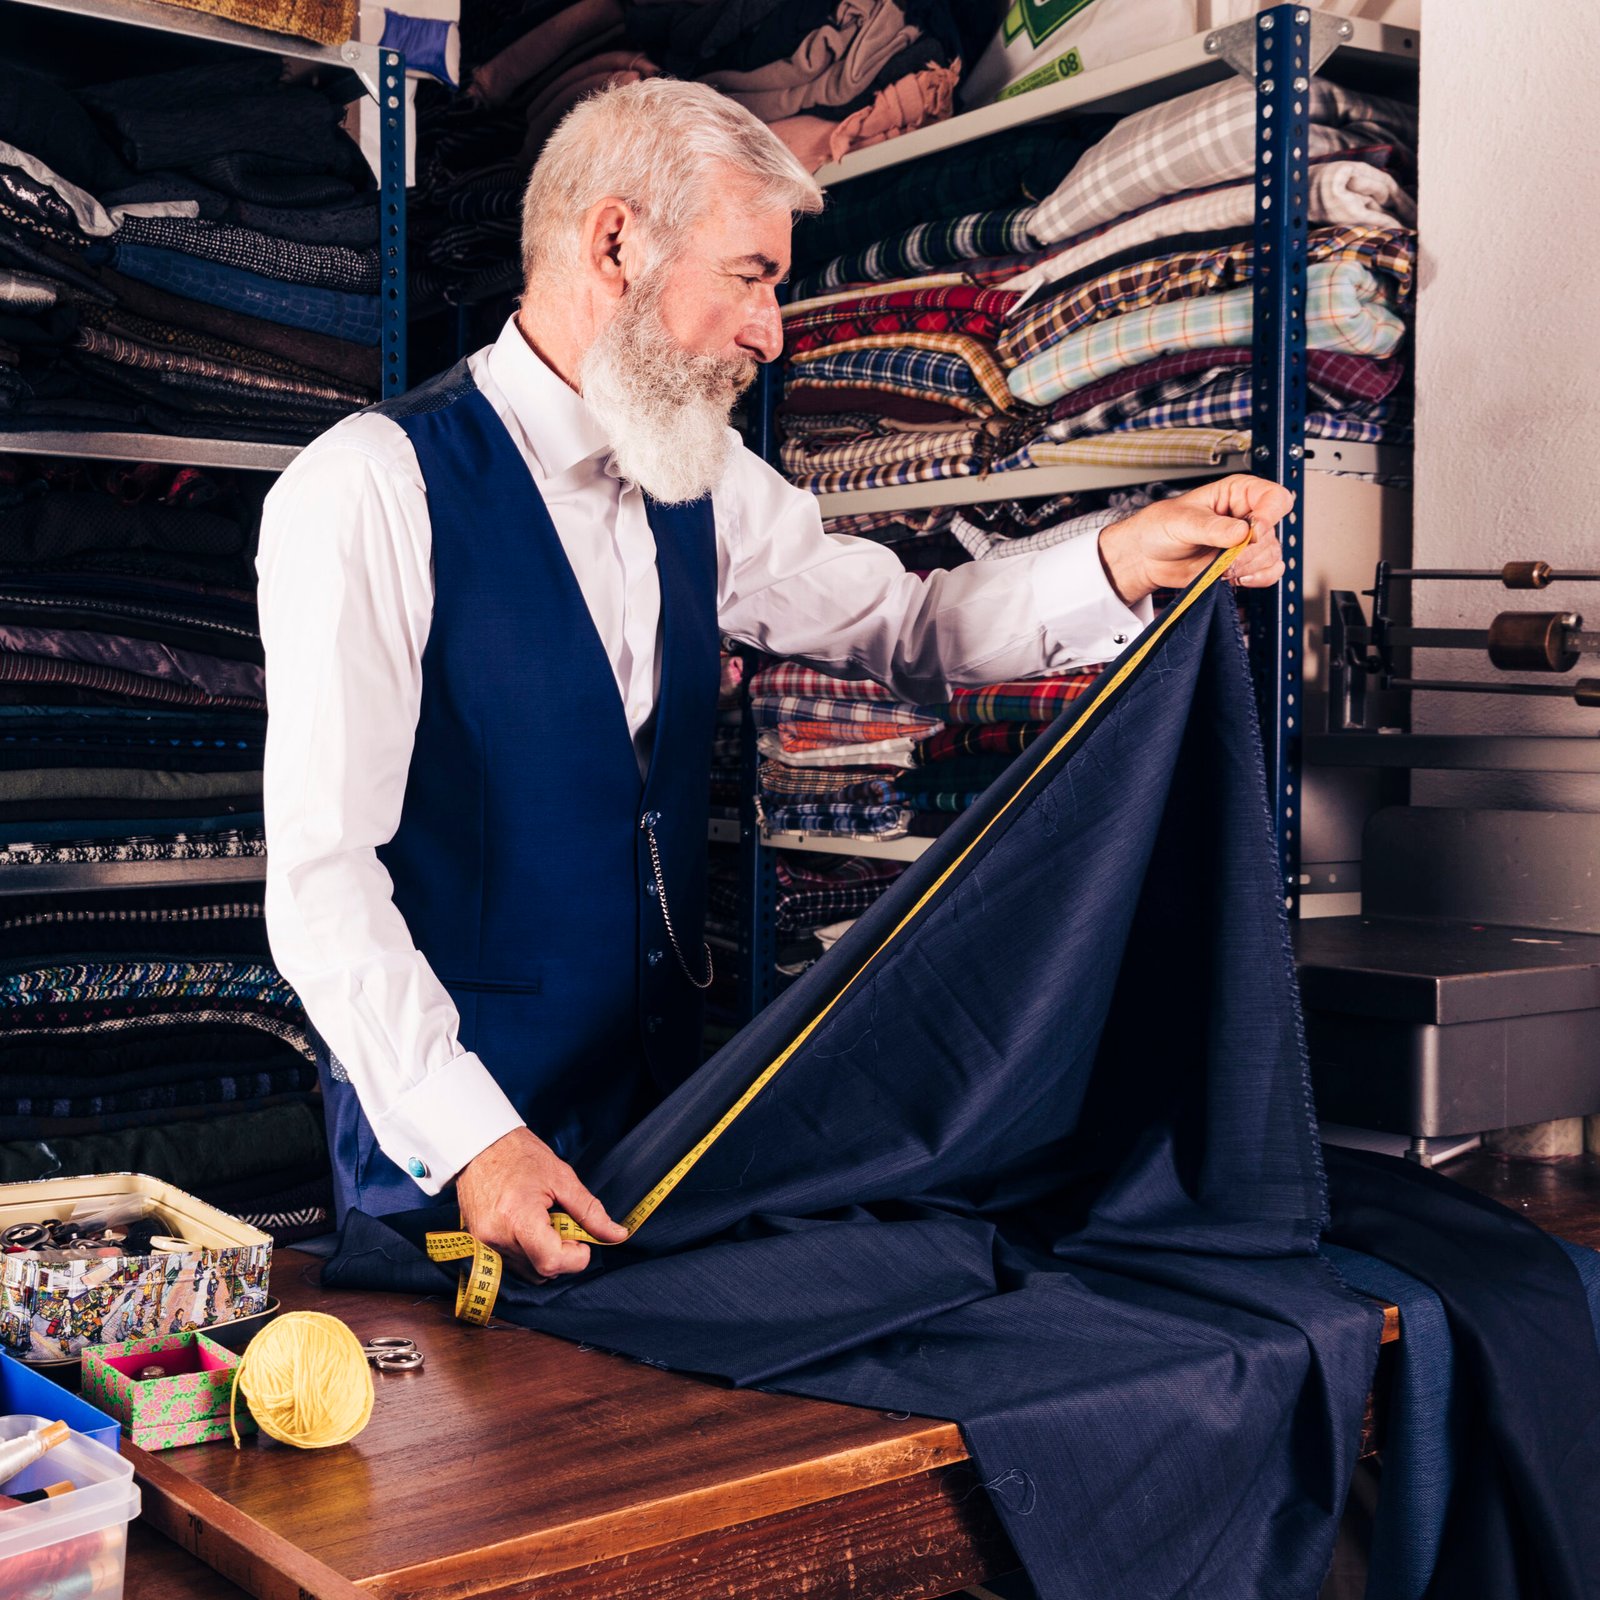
[
  {"xmin": 749, "ymin": 664, "xmax": 899, "ymax": 703},
  {"xmin": 784, "ymin": 287, "xmax": 1021, "ymax": 357},
  {"xmin": 916, "ymin": 723, "xmax": 1051, "ymax": 763}
]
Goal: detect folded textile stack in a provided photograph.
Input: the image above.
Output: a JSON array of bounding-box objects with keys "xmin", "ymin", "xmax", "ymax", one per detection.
[
  {"xmin": 0, "ymin": 59, "xmax": 381, "ymax": 442},
  {"xmin": 406, "ymin": 0, "xmax": 989, "ymax": 315},
  {"xmin": 0, "ymin": 889, "xmax": 330, "ymax": 1244},
  {"xmin": 0, "ymin": 454, "xmax": 267, "ymax": 868},
  {"xmin": 780, "ymin": 77, "xmax": 1418, "ymax": 492}
]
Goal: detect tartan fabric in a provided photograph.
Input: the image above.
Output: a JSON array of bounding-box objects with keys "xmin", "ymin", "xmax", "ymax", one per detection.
[
  {"xmin": 74, "ymin": 326, "xmax": 368, "ymax": 406},
  {"xmin": 1000, "ymin": 227, "xmax": 1417, "ymax": 369},
  {"xmin": 915, "ymin": 723, "xmax": 1050, "ymax": 762},
  {"xmin": 920, "ymin": 671, "xmax": 1102, "ymax": 726},
  {"xmin": 709, "ymin": 851, "xmax": 909, "ymax": 928},
  {"xmin": 952, "ymin": 505, "xmax": 1124, "ymax": 563},
  {"xmin": 1048, "ymin": 347, "xmax": 1406, "ymax": 422},
  {"xmin": 776, "ymin": 717, "xmax": 945, "ymax": 751},
  {"xmin": 786, "ymin": 344, "xmax": 1015, "ymax": 419},
  {"xmin": 1004, "ymin": 161, "xmax": 1417, "ymax": 301},
  {"xmin": 1029, "ymin": 77, "xmax": 1418, "ymax": 244},
  {"xmin": 784, "ymin": 287, "xmax": 1021, "ymax": 356},
  {"xmin": 1007, "ymin": 262, "xmax": 1408, "ymax": 408},
  {"xmin": 781, "ymin": 386, "xmax": 974, "ymax": 424},
  {"xmin": 779, "ymin": 419, "xmax": 1016, "ymax": 494},
  {"xmin": 759, "ymin": 760, "xmax": 902, "ymax": 800},
  {"xmin": 749, "ymin": 665, "xmax": 898, "ymax": 704},
  {"xmin": 757, "ymin": 731, "xmax": 919, "ymax": 769},
  {"xmin": 760, "ymin": 803, "xmax": 911, "ymax": 841},
  {"xmin": 992, "ymin": 429, "xmax": 1252, "ymax": 474},
  {"xmin": 751, "ymin": 696, "xmax": 936, "ymax": 732},
  {"xmin": 782, "ymin": 276, "xmax": 974, "ymax": 319},
  {"xmin": 793, "ymin": 207, "xmax": 1040, "ymax": 299},
  {"xmin": 823, "ymin": 507, "xmax": 957, "ymax": 541},
  {"xmin": 1042, "ymin": 367, "xmax": 1410, "ymax": 445}
]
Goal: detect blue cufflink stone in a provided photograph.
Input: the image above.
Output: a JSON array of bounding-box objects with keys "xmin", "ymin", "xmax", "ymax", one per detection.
[{"xmin": 406, "ymin": 1157, "xmax": 429, "ymax": 1180}]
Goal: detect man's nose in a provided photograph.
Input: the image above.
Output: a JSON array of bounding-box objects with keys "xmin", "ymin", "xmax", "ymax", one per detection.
[{"xmin": 738, "ymin": 294, "xmax": 784, "ymax": 364}]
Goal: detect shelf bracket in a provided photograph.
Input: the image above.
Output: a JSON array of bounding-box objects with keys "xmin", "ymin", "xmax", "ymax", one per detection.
[
  {"xmin": 1204, "ymin": 8, "xmax": 1353, "ymax": 80},
  {"xmin": 378, "ymin": 48, "xmax": 408, "ymax": 397}
]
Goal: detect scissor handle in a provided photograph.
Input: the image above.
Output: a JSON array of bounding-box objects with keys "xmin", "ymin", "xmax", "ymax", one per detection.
[
  {"xmin": 364, "ymin": 1335, "xmax": 414, "ymax": 1350},
  {"xmin": 373, "ymin": 1349, "xmax": 425, "ymax": 1370}
]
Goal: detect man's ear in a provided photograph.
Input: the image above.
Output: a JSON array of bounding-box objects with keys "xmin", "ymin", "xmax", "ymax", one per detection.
[{"xmin": 579, "ymin": 197, "xmax": 636, "ymax": 302}]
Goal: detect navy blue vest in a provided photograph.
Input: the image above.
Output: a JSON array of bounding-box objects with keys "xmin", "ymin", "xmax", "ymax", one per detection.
[{"xmin": 317, "ymin": 360, "xmax": 720, "ymax": 1221}]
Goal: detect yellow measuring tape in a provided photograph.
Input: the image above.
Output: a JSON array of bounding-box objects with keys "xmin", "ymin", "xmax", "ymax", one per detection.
[
  {"xmin": 424, "ymin": 1228, "xmax": 503, "ymax": 1325},
  {"xmin": 439, "ymin": 543, "xmax": 1244, "ymax": 1318}
]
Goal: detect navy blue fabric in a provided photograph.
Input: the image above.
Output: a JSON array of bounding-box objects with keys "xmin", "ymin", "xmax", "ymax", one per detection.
[
  {"xmin": 327, "ymin": 575, "xmax": 1387, "ymax": 1600},
  {"xmin": 317, "ymin": 361, "xmax": 719, "ymax": 1221}
]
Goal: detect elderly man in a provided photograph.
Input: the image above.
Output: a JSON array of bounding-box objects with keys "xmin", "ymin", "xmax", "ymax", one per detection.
[{"xmin": 258, "ymin": 78, "xmax": 1289, "ymax": 1281}]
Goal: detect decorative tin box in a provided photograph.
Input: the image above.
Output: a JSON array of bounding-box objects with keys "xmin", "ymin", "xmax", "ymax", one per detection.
[
  {"xmin": 0, "ymin": 1174, "xmax": 271, "ymax": 1363},
  {"xmin": 80, "ymin": 1330, "xmax": 255, "ymax": 1450}
]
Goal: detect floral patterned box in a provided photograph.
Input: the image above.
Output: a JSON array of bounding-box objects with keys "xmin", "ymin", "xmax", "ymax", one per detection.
[
  {"xmin": 80, "ymin": 1330, "xmax": 256, "ymax": 1449},
  {"xmin": 0, "ymin": 1174, "xmax": 271, "ymax": 1363}
]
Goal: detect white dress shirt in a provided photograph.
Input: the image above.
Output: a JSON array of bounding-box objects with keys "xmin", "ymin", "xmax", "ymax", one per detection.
[{"xmin": 257, "ymin": 316, "xmax": 1151, "ymax": 1194}]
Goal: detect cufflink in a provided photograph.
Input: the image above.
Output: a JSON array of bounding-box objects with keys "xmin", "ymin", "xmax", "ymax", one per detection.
[
  {"xmin": 406, "ymin": 1157, "xmax": 429, "ymax": 1180},
  {"xmin": 1113, "ymin": 633, "xmax": 1129, "ymax": 646}
]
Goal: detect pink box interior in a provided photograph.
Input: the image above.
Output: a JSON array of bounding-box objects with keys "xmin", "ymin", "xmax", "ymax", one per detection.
[{"xmin": 104, "ymin": 1343, "xmax": 232, "ymax": 1379}]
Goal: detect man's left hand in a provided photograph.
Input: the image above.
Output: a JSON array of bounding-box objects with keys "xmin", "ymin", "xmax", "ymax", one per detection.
[{"xmin": 1097, "ymin": 475, "xmax": 1293, "ymax": 605}]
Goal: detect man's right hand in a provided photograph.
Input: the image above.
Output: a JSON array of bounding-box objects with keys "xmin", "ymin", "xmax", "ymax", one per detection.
[{"xmin": 455, "ymin": 1125, "xmax": 630, "ymax": 1279}]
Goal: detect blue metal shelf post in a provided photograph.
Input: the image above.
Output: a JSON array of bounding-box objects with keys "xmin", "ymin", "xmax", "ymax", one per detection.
[
  {"xmin": 379, "ymin": 49, "xmax": 408, "ymax": 396},
  {"xmin": 1247, "ymin": 4, "xmax": 1314, "ymax": 918}
]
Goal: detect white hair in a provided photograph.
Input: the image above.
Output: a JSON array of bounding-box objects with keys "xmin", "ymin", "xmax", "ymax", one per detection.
[{"xmin": 520, "ymin": 77, "xmax": 822, "ymax": 284}]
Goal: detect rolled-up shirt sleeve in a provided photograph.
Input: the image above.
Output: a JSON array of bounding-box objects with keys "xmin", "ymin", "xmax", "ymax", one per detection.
[
  {"xmin": 257, "ymin": 420, "xmax": 524, "ymax": 1195},
  {"xmin": 713, "ymin": 436, "xmax": 1152, "ymax": 704}
]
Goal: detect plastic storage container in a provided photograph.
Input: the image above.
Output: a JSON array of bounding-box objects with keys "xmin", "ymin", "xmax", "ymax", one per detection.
[{"xmin": 0, "ymin": 1414, "xmax": 140, "ymax": 1600}]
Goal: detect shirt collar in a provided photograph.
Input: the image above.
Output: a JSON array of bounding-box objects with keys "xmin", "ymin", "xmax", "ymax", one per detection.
[{"xmin": 484, "ymin": 315, "xmax": 616, "ymax": 483}]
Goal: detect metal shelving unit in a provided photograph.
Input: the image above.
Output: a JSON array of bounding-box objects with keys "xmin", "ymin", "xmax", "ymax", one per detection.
[
  {"xmin": 732, "ymin": 3, "xmax": 1421, "ymax": 1018},
  {"xmin": 0, "ymin": 0, "xmax": 407, "ymax": 894},
  {"xmin": 0, "ymin": 0, "xmax": 408, "ymax": 474}
]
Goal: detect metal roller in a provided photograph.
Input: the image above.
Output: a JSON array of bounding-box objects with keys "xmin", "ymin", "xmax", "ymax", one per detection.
[{"xmin": 1486, "ymin": 612, "xmax": 1582, "ymax": 673}]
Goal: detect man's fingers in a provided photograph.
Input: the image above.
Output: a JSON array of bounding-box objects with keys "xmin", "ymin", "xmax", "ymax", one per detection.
[
  {"xmin": 1188, "ymin": 512, "xmax": 1252, "ymax": 552},
  {"xmin": 554, "ymin": 1173, "xmax": 631, "ymax": 1244},
  {"xmin": 513, "ymin": 1210, "xmax": 592, "ymax": 1279}
]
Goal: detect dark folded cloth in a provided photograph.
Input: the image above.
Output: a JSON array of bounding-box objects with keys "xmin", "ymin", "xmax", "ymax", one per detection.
[
  {"xmin": 185, "ymin": 153, "xmax": 362, "ymax": 209},
  {"xmin": 0, "ymin": 1021, "xmax": 289, "ymax": 1075},
  {"xmin": 195, "ymin": 1163, "xmax": 335, "ymax": 1247},
  {"xmin": 0, "ymin": 486, "xmax": 248, "ymax": 565},
  {"xmin": 93, "ymin": 261, "xmax": 379, "ymax": 388},
  {"xmin": 100, "ymin": 177, "xmax": 379, "ymax": 247},
  {"xmin": 0, "ymin": 64, "xmax": 132, "ymax": 195},
  {"xmin": 115, "ymin": 216, "xmax": 379, "ymax": 294}
]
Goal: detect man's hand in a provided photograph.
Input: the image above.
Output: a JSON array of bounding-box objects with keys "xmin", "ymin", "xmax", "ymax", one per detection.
[
  {"xmin": 1097, "ymin": 475, "xmax": 1294, "ymax": 605},
  {"xmin": 455, "ymin": 1125, "xmax": 629, "ymax": 1279}
]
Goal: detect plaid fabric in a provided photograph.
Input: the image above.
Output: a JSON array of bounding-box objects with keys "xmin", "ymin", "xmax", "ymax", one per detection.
[
  {"xmin": 1000, "ymin": 228, "xmax": 1417, "ymax": 369},
  {"xmin": 760, "ymin": 803, "xmax": 911, "ymax": 840},
  {"xmin": 779, "ymin": 419, "xmax": 1017, "ymax": 494},
  {"xmin": 757, "ymin": 731, "xmax": 919, "ymax": 768},
  {"xmin": 115, "ymin": 214, "xmax": 380, "ymax": 294},
  {"xmin": 777, "ymin": 717, "xmax": 945, "ymax": 751},
  {"xmin": 993, "ymin": 428, "xmax": 1251, "ymax": 473},
  {"xmin": 749, "ymin": 665, "xmax": 898, "ymax": 704},
  {"xmin": 920, "ymin": 671, "xmax": 1102, "ymax": 726},
  {"xmin": 952, "ymin": 505, "xmax": 1125, "ymax": 563},
  {"xmin": 74, "ymin": 326, "xmax": 367, "ymax": 406},
  {"xmin": 793, "ymin": 207, "xmax": 1040, "ymax": 299},
  {"xmin": 1030, "ymin": 77, "xmax": 1418, "ymax": 244},
  {"xmin": 1007, "ymin": 262, "xmax": 1408, "ymax": 408},
  {"xmin": 782, "ymin": 276, "xmax": 973, "ymax": 319},
  {"xmin": 784, "ymin": 287, "xmax": 1021, "ymax": 355},
  {"xmin": 823, "ymin": 506, "xmax": 958, "ymax": 541},
  {"xmin": 1005, "ymin": 161, "xmax": 1417, "ymax": 301},
  {"xmin": 708, "ymin": 852, "xmax": 908, "ymax": 930},
  {"xmin": 759, "ymin": 760, "xmax": 902, "ymax": 800},
  {"xmin": 1043, "ymin": 365, "xmax": 1409, "ymax": 445},
  {"xmin": 1049, "ymin": 347, "xmax": 1406, "ymax": 422},
  {"xmin": 916, "ymin": 723, "xmax": 1050, "ymax": 762},
  {"xmin": 751, "ymin": 695, "xmax": 934, "ymax": 731},
  {"xmin": 790, "ymin": 333, "xmax": 1017, "ymax": 413}
]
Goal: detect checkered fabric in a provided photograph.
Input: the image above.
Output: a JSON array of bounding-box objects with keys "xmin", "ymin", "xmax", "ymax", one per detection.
[
  {"xmin": 793, "ymin": 207, "xmax": 1040, "ymax": 299},
  {"xmin": 707, "ymin": 851, "xmax": 908, "ymax": 929},
  {"xmin": 779, "ymin": 419, "xmax": 1018, "ymax": 494},
  {"xmin": 920, "ymin": 671, "xmax": 1102, "ymax": 726},
  {"xmin": 761, "ymin": 803, "xmax": 911, "ymax": 840},
  {"xmin": 915, "ymin": 723, "xmax": 1050, "ymax": 763},
  {"xmin": 784, "ymin": 287, "xmax": 1021, "ymax": 356},
  {"xmin": 991, "ymin": 429, "xmax": 1252, "ymax": 474},
  {"xmin": 1000, "ymin": 227, "xmax": 1416, "ymax": 368},
  {"xmin": 757, "ymin": 731, "xmax": 920, "ymax": 769},
  {"xmin": 952, "ymin": 505, "xmax": 1125, "ymax": 563},
  {"xmin": 776, "ymin": 714, "xmax": 946, "ymax": 750},
  {"xmin": 749, "ymin": 665, "xmax": 899, "ymax": 703},
  {"xmin": 759, "ymin": 760, "xmax": 902, "ymax": 800},
  {"xmin": 1029, "ymin": 77, "xmax": 1418, "ymax": 244},
  {"xmin": 1004, "ymin": 161, "xmax": 1417, "ymax": 301},
  {"xmin": 752, "ymin": 694, "xmax": 942, "ymax": 734},
  {"xmin": 1007, "ymin": 261, "xmax": 1408, "ymax": 408},
  {"xmin": 822, "ymin": 506, "xmax": 958, "ymax": 541},
  {"xmin": 787, "ymin": 335, "xmax": 1020, "ymax": 415}
]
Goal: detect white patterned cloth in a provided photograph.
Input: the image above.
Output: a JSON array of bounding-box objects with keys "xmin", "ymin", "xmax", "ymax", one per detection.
[
  {"xmin": 1004, "ymin": 160, "xmax": 1417, "ymax": 302},
  {"xmin": 1028, "ymin": 76, "xmax": 1418, "ymax": 244}
]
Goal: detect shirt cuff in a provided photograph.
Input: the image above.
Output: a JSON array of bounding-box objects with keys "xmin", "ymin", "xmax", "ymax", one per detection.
[
  {"xmin": 366, "ymin": 1051, "xmax": 525, "ymax": 1196},
  {"xmin": 1031, "ymin": 514, "xmax": 1154, "ymax": 662}
]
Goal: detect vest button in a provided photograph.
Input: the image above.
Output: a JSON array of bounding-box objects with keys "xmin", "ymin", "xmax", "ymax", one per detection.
[
  {"xmin": 642, "ymin": 809, "xmax": 662, "ymax": 828},
  {"xmin": 647, "ymin": 949, "xmax": 664, "ymax": 967},
  {"xmin": 645, "ymin": 1015, "xmax": 663, "ymax": 1034}
]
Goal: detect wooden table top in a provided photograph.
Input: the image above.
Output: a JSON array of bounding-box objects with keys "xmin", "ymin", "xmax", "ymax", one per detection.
[{"xmin": 124, "ymin": 1249, "xmax": 1009, "ymax": 1600}]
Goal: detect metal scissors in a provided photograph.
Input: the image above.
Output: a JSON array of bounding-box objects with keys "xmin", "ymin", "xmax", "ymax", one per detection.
[{"xmin": 361, "ymin": 1334, "xmax": 424, "ymax": 1371}]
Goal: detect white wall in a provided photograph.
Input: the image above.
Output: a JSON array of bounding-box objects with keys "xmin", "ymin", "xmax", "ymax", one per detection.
[{"xmin": 1412, "ymin": 0, "xmax": 1600, "ymax": 809}]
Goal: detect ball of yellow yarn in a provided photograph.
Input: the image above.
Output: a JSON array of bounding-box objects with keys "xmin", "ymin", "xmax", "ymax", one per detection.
[{"xmin": 231, "ymin": 1311, "xmax": 374, "ymax": 1449}]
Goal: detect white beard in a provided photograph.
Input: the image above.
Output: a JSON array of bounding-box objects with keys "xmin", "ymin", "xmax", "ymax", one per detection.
[{"xmin": 577, "ymin": 275, "xmax": 756, "ymax": 504}]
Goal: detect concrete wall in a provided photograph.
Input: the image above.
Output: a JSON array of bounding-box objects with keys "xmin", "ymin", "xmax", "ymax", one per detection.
[{"xmin": 1412, "ymin": 0, "xmax": 1600, "ymax": 810}]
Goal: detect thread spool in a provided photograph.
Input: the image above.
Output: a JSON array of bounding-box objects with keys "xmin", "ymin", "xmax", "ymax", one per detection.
[{"xmin": 231, "ymin": 1311, "xmax": 374, "ymax": 1449}]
